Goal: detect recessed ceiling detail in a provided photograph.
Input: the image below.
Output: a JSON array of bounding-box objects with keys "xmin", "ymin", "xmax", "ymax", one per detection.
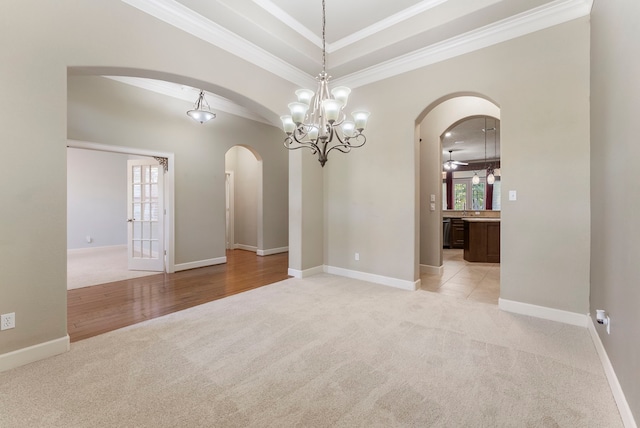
[{"xmin": 122, "ymin": 0, "xmax": 592, "ymax": 88}]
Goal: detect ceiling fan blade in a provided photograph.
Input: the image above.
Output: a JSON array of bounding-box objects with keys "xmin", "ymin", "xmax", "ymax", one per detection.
[{"xmin": 452, "ymin": 160, "xmax": 468, "ymax": 166}]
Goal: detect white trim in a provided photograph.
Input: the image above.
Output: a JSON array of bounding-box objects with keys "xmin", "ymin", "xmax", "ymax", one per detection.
[
  {"xmin": 122, "ymin": 0, "xmax": 591, "ymax": 90},
  {"xmin": 257, "ymin": 246, "xmax": 288, "ymax": 256},
  {"xmin": 67, "ymin": 140, "xmax": 176, "ymax": 274},
  {"xmin": 287, "ymin": 265, "xmax": 324, "ymax": 278},
  {"xmin": 174, "ymin": 256, "xmax": 226, "ymax": 272},
  {"xmin": 67, "ymin": 244, "xmax": 127, "ymax": 253},
  {"xmin": 0, "ymin": 335, "xmax": 70, "ymax": 373},
  {"xmin": 235, "ymin": 244, "xmax": 258, "ymax": 253},
  {"xmin": 334, "ymin": 0, "xmax": 593, "ymax": 89},
  {"xmin": 329, "ymin": 0, "xmax": 447, "ymax": 52},
  {"xmin": 252, "ymin": 0, "xmax": 322, "ymax": 47},
  {"xmin": 325, "ymin": 265, "xmax": 420, "ymax": 291},
  {"xmin": 121, "ymin": 0, "xmax": 314, "ymax": 88},
  {"xmin": 498, "ymin": 298, "xmax": 588, "ymax": 327},
  {"xmin": 420, "ymin": 264, "xmax": 443, "ymax": 275},
  {"xmin": 588, "ymin": 318, "xmax": 638, "ymax": 428}
]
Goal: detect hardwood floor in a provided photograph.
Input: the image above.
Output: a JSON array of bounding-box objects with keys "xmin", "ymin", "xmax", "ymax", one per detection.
[{"xmin": 67, "ymin": 250, "xmax": 290, "ymax": 342}]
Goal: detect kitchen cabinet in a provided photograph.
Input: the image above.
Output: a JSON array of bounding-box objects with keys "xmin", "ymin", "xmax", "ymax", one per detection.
[
  {"xmin": 450, "ymin": 219, "xmax": 465, "ymax": 249},
  {"xmin": 463, "ymin": 219, "xmax": 500, "ymax": 262}
]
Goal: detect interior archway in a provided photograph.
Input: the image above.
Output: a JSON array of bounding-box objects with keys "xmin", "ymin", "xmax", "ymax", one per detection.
[
  {"xmin": 224, "ymin": 145, "xmax": 264, "ymax": 253},
  {"xmin": 416, "ymin": 94, "xmax": 501, "ymax": 303}
]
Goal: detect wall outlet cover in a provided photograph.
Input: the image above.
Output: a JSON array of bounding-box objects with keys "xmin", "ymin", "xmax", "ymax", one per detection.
[{"xmin": 1, "ymin": 312, "xmax": 16, "ymax": 330}]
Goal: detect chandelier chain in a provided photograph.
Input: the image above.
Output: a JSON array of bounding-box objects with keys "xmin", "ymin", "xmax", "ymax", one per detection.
[{"xmin": 322, "ymin": 0, "xmax": 326, "ymax": 74}]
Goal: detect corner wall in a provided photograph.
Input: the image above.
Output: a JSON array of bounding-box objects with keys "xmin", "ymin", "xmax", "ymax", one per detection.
[{"xmin": 590, "ymin": 0, "xmax": 640, "ymax": 423}]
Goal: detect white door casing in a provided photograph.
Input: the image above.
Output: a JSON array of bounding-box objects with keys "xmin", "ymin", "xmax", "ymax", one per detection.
[{"xmin": 127, "ymin": 158, "xmax": 164, "ymax": 271}]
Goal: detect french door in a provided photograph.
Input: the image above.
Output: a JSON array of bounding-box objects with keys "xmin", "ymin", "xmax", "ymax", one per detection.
[{"xmin": 127, "ymin": 158, "xmax": 164, "ymax": 271}]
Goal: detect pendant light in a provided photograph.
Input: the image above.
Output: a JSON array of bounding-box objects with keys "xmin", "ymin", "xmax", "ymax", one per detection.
[
  {"xmin": 187, "ymin": 90, "xmax": 216, "ymax": 124},
  {"xmin": 472, "ymin": 172, "xmax": 480, "ymax": 184}
]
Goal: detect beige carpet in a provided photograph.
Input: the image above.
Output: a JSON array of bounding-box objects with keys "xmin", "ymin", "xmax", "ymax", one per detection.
[
  {"xmin": 67, "ymin": 245, "xmax": 161, "ymax": 289},
  {"xmin": 0, "ymin": 274, "xmax": 622, "ymax": 427}
]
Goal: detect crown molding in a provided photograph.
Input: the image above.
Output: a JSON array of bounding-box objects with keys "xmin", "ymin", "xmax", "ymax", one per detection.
[
  {"xmin": 333, "ymin": 0, "xmax": 593, "ymax": 88},
  {"xmin": 105, "ymin": 76, "xmax": 273, "ymax": 125},
  {"xmin": 328, "ymin": 0, "xmax": 448, "ymax": 53},
  {"xmin": 121, "ymin": 0, "xmax": 315, "ymax": 88},
  {"xmin": 252, "ymin": 0, "xmax": 323, "ymax": 47},
  {"xmin": 122, "ymin": 0, "xmax": 592, "ymax": 92},
  {"xmin": 253, "ymin": 0, "xmax": 448, "ymax": 53}
]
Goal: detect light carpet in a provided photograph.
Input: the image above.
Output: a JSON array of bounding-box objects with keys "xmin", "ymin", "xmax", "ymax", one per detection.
[
  {"xmin": 67, "ymin": 245, "xmax": 161, "ymax": 289},
  {"xmin": 0, "ymin": 274, "xmax": 622, "ymax": 427}
]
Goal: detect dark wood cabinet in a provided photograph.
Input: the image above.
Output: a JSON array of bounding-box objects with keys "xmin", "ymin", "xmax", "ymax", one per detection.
[
  {"xmin": 463, "ymin": 220, "xmax": 500, "ymax": 263},
  {"xmin": 450, "ymin": 219, "xmax": 465, "ymax": 249}
]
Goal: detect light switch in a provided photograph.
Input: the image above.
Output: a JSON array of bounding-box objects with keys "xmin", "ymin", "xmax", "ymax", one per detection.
[
  {"xmin": 430, "ymin": 194, "xmax": 436, "ymax": 202},
  {"xmin": 509, "ymin": 190, "xmax": 517, "ymax": 201},
  {"xmin": 430, "ymin": 203, "xmax": 436, "ymax": 211}
]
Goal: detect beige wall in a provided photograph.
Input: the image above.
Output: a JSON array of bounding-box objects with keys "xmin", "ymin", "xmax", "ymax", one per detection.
[
  {"xmin": 326, "ymin": 17, "xmax": 591, "ymax": 313},
  {"xmin": 590, "ymin": 0, "xmax": 640, "ymax": 421}
]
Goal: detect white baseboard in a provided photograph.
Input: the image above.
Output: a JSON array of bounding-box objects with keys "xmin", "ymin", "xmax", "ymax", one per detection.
[
  {"xmin": 67, "ymin": 244, "xmax": 127, "ymax": 253},
  {"xmin": 235, "ymin": 244, "xmax": 257, "ymax": 252},
  {"xmin": 325, "ymin": 265, "xmax": 420, "ymax": 291},
  {"xmin": 0, "ymin": 335, "xmax": 70, "ymax": 373},
  {"xmin": 588, "ymin": 317, "xmax": 638, "ymax": 428},
  {"xmin": 257, "ymin": 246, "xmax": 288, "ymax": 256},
  {"xmin": 174, "ymin": 256, "xmax": 226, "ymax": 272},
  {"xmin": 288, "ymin": 265, "xmax": 324, "ymax": 278},
  {"xmin": 498, "ymin": 298, "xmax": 588, "ymax": 327},
  {"xmin": 420, "ymin": 264, "xmax": 443, "ymax": 275}
]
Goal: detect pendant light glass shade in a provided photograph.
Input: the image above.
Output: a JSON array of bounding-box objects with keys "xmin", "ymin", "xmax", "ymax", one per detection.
[
  {"xmin": 487, "ymin": 172, "xmax": 495, "ymax": 185},
  {"xmin": 472, "ymin": 172, "xmax": 480, "ymax": 184}
]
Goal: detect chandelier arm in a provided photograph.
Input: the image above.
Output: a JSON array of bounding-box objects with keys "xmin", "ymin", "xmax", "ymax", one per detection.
[
  {"xmin": 325, "ymin": 144, "xmax": 352, "ymax": 155},
  {"xmin": 284, "ymin": 135, "xmax": 319, "ymax": 155}
]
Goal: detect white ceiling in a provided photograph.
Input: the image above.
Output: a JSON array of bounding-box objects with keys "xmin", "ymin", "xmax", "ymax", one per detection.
[{"xmin": 115, "ymin": 0, "xmax": 591, "ymax": 157}]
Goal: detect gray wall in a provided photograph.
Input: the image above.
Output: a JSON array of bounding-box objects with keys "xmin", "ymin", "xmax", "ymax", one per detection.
[
  {"xmin": 590, "ymin": 0, "xmax": 640, "ymax": 420},
  {"xmin": 67, "ymin": 148, "xmax": 129, "ymax": 249}
]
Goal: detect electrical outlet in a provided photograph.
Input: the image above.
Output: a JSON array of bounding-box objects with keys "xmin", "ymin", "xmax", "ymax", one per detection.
[
  {"xmin": 1, "ymin": 312, "xmax": 16, "ymax": 330},
  {"xmin": 355, "ymin": 252, "xmax": 360, "ymax": 261}
]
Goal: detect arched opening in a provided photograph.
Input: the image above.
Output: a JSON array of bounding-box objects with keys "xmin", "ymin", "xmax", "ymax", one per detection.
[
  {"xmin": 224, "ymin": 145, "xmax": 263, "ymax": 253},
  {"xmin": 416, "ymin": 94, "xmax": 501, "ymax": 304}
]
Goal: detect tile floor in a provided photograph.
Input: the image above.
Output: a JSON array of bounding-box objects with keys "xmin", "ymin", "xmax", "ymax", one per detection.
[{"xmin": 420, "ymin": 249, "xmax": 500, "ymax": 304}]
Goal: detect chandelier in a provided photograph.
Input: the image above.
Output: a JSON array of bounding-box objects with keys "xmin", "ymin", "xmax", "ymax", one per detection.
[{"xmin": 280, "ymin": 0, "xmax": 369, "ymax": 167}]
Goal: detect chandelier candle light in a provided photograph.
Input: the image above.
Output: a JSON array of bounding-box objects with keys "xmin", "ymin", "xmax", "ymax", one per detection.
[{"xmin": 281, "ymin": 0, "xmax": 369, "ymax": 167}]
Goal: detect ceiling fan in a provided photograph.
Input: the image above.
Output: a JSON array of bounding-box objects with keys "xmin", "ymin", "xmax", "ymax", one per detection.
[{"xmin": 443, "ymin": 150, "xmax": 468, "ymax": 170}]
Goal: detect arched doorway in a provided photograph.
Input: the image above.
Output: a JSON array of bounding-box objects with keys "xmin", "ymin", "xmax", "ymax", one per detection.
[
  {"xmin": 224, "ymin": 145, "xmax": 263, "ymax": 253},
  {"xmin": 416, "ymin": 95, "xmax": 501, "ymax": 304}
]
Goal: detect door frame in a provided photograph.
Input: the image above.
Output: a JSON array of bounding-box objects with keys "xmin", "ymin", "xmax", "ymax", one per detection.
[{"xmin": 67, "ymin": 139, "xmax": 176, "ymax": 273}]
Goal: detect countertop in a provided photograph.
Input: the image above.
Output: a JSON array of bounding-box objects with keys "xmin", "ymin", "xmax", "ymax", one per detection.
[{"xmin": 462, "ymin": 218, "xmax": 501, "ymax": 222}]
